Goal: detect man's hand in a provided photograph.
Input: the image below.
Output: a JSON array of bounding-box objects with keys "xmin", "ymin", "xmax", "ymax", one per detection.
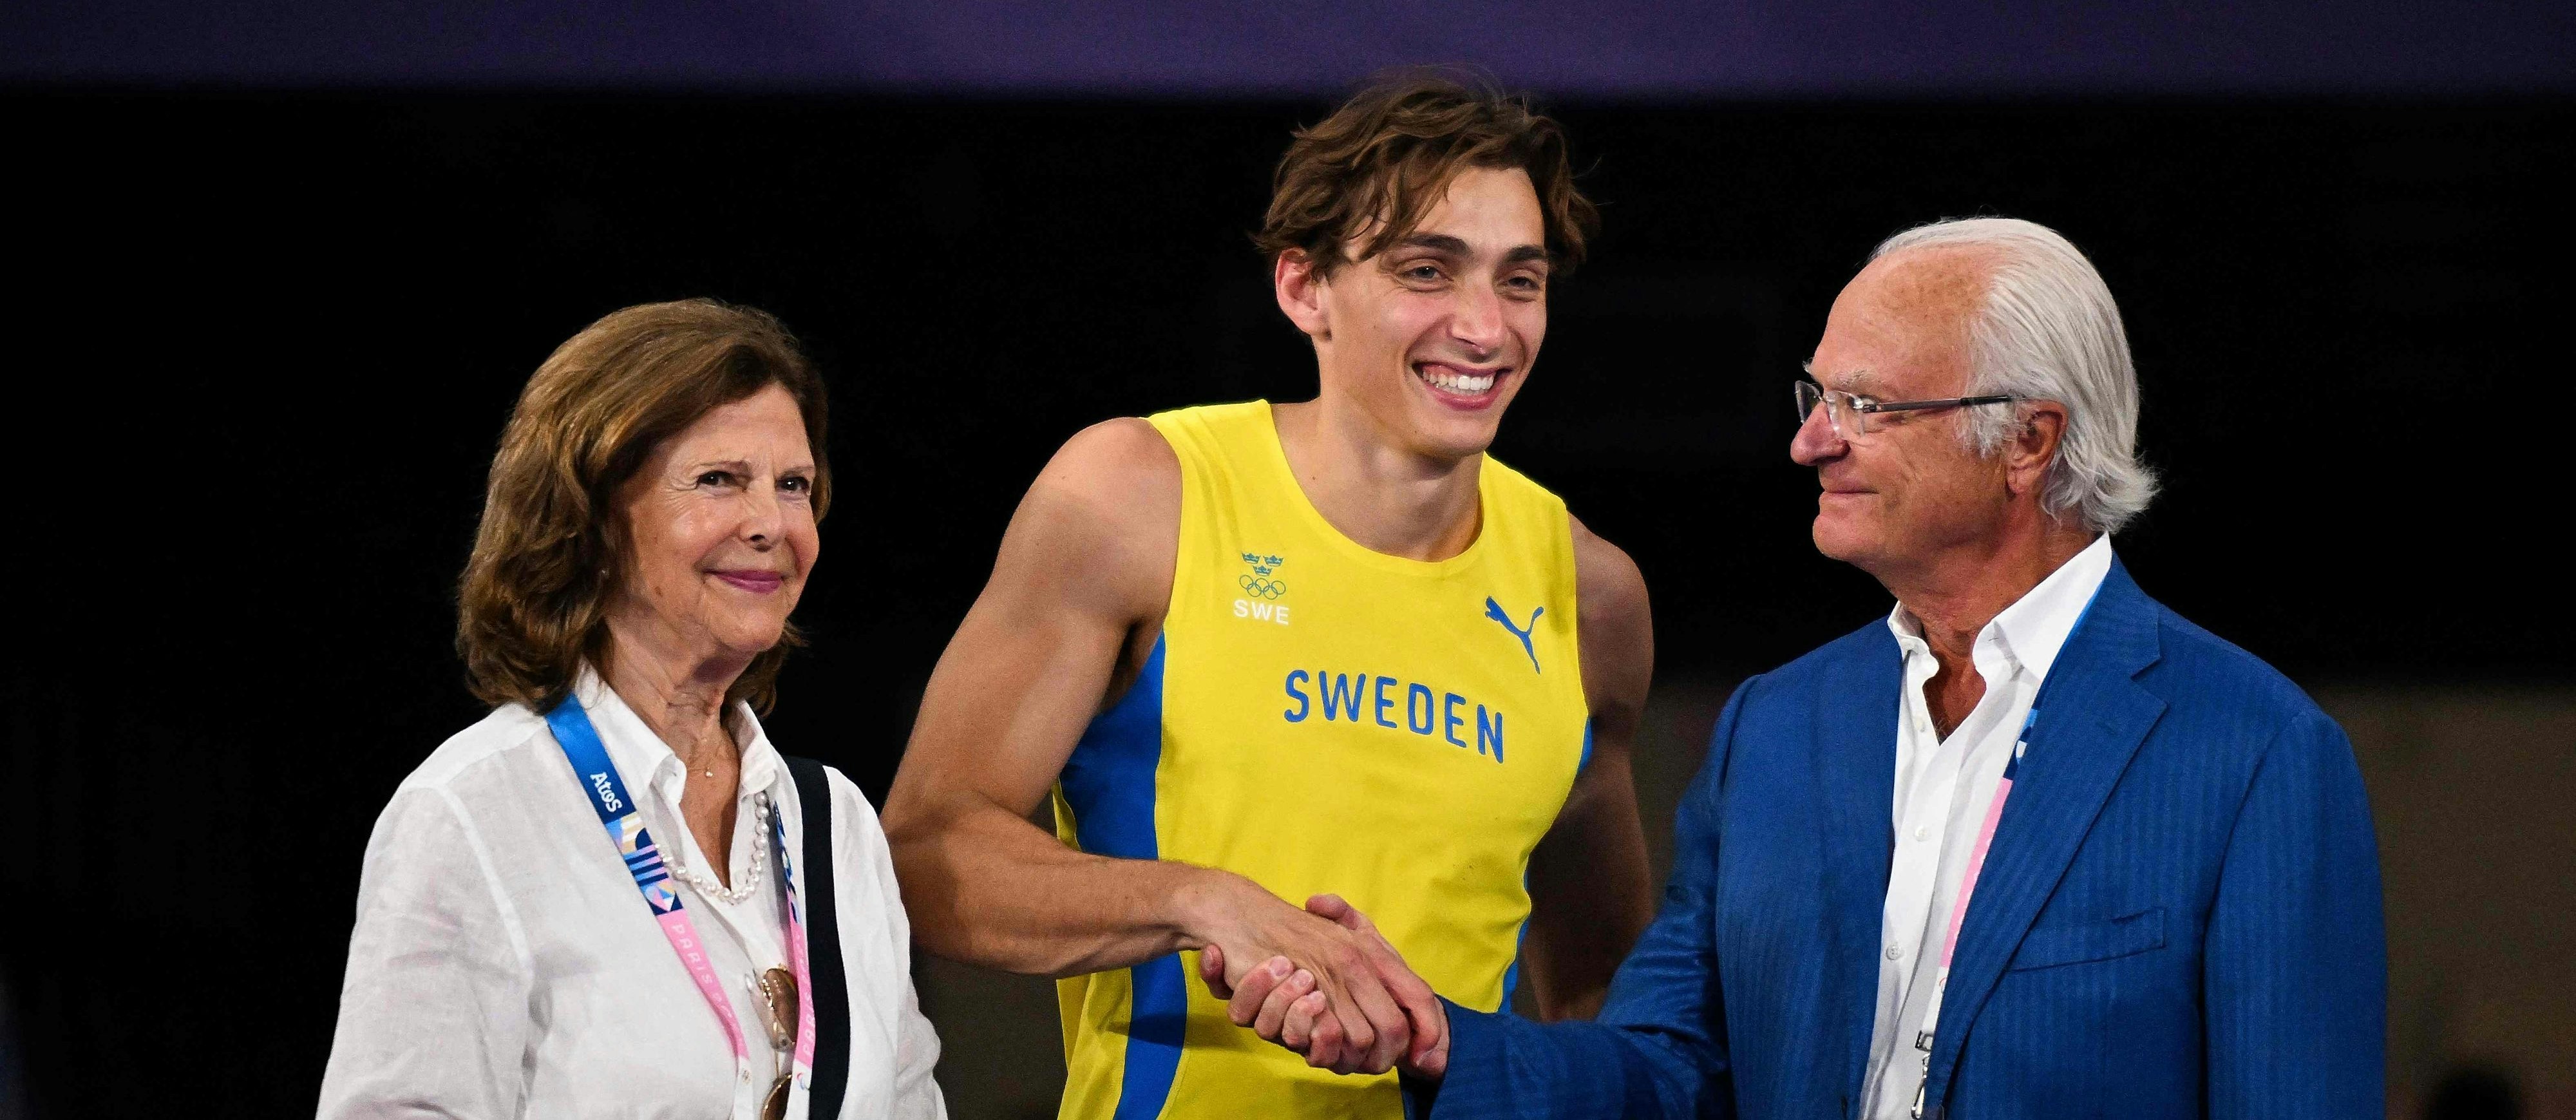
[
  {"xmin": 1186, "ymin": 880, "xmax": 1416, "ymax": 1074},
  {"xmin": 1198, "ymin": 895, "xmax": 1450, "ymax": 1081}
]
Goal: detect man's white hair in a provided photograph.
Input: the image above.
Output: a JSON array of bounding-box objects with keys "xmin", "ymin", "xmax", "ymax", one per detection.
[{"xmin": 1872, "ymin": 216, "xmax": 2157, "ymax": 534}]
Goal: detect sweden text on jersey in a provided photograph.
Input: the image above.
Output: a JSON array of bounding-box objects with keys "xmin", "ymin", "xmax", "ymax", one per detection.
[{"xmin": 1051, "ymin": 401, "xmax": 1593, "ymax": 1119}]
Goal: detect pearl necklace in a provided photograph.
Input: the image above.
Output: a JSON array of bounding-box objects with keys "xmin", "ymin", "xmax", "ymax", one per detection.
[{"xmin": 664, "ymin": 793, "xmax": 770, "ymax": 906}]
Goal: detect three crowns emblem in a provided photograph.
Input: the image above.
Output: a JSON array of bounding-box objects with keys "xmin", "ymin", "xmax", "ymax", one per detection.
[{"xmin": 1240, "ymin": 552, "xmax": 1287, "ymax": 600}]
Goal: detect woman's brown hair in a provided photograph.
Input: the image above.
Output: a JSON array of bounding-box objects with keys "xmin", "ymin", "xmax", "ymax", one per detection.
[
  {"xmin": 1255, "ymin": 70, "xmax": 1598, "ymax": 276},
  {"xmin": 457, "ymin": 298, "xmax": 831, "ymax": 716}
]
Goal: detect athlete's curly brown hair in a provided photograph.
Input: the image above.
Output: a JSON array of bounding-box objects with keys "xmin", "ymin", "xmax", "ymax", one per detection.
[
  {"xmin": 1256, "ymin": 70, "xmax": 1597, "ymax": 276},
  {"xmin": 456, "ymin": 298, "xmax": 831, "ymax": 716}
]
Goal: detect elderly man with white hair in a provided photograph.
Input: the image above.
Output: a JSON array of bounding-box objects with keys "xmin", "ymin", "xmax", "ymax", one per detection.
[{"xmin": 1219, "ymin": 217, "xmax": 2387, "ymax": 1119}]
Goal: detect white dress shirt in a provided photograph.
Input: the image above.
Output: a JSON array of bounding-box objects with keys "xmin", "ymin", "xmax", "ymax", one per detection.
[
  {"xmin": 318, "ymin": 669, "xmax": 946, "ymax": 1120},
  {"xmin": 1859, "ymin": 536, "xmax": 2113, "ymax": 1120}
]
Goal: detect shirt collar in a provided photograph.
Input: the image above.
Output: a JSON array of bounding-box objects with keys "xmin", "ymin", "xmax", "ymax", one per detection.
[
  {"xmin": 1989, "ymin": 533, "xmax": 2114, "ymax": 683},
  {"xmin": 572, "ymin": 663, "xmax": 783, "ymax": 799},
  {"xmin": 1885, "ymin": 534, "xmax": 2116, "ymax": 685}
]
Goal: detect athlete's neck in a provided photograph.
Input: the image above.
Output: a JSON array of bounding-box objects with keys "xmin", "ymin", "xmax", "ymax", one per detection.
[{"xmin": 1270, "ymin": 398, "xmax": 1482, "ymax": 562}]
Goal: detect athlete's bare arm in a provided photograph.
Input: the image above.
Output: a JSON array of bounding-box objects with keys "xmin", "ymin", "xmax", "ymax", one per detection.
[
  {"xmin": 880, "ymin": 418, "xmax": 1425, "ymax": 1074},
  {"xmin": 1518, "ymin": 515, "xmax": 1657, "ymax": 1020}
]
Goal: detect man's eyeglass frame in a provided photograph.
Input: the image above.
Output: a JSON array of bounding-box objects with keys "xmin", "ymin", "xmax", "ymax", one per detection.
[{"xmin": 1793, "ymin": 379, "xmax": 2020, "ymax": 440}]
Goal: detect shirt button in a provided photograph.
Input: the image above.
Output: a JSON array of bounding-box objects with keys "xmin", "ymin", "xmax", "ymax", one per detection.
[
  {"xmin": 1915, "ymin": 826, "xmax": 1931, "ymax": 842},
  {"xmin": 1886, "ymin": 944, "xmax": 1904, "ymax": 960}
]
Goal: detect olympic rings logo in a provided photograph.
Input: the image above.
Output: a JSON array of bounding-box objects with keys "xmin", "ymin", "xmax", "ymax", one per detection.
[{"xmin": 1239, "ymin": 574, "xmax": 1288, "ymax": 600}]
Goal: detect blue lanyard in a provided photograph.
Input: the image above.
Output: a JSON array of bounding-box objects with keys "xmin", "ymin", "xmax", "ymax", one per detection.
[
  {"xmin": 546, "ymin": 699, "xmax": 685, "ymax": 915},
  {"xmin": 545, "ymin": 697, "xmax": 756, "ymax": 1061},
  {"xmin": 544, "ymin": 694, "xmax": 820, "ymax": 1076}
]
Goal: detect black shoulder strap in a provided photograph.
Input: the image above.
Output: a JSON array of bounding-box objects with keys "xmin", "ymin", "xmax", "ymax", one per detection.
[{"xmin": 782, "ymin": 755, "xmax": 850, "ymax": 1119}]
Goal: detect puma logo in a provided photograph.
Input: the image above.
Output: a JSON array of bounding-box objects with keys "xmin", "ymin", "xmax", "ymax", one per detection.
[{"xmin": 1484, "ymin": 597, "xmax": 1543, "ymax": 674}]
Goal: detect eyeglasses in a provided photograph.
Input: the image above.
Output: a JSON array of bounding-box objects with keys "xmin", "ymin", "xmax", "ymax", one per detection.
[
  {"xmin": 1794, "ymin": 379, "xmax": 2019, "ymax": 441},
  {"xmin": 752, "ymin": 966, "xmax": 800, "ymax": 1120}
]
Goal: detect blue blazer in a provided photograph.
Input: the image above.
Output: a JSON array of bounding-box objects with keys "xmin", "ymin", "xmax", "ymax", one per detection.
[{"xmin": 1430, "ymin": 560, "xmax": 2385, "ymax": 1119}]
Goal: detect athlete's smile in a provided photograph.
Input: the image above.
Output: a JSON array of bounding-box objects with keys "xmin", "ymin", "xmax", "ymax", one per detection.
[{"xmin": 1412, "ymin": 360, "xmax": 1511, "ymax": 408}]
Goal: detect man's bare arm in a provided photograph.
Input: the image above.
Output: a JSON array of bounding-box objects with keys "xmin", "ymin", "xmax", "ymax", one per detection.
[
  {"xmin": 1518, "ymin": 515, "xmax": 1657, "ymax": 1020},
  {"xmin": 880, "ymin": 419, "xmax": 1417, "ymax": 1071},
  {"xmin": 880, "ymin": 419, "xmax": 1195, "ymax": 974}
]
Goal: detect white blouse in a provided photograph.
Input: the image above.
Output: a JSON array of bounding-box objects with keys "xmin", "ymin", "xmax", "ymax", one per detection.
[{"xmin": 318, "ymin": 670, "xmax": 946, "ymax": 1119}]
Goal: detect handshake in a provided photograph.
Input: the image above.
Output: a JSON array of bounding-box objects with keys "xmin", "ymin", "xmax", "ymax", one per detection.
[{"xmin": 1189, "ymin": 887, "xmax": 1452, "ymax": 1083}]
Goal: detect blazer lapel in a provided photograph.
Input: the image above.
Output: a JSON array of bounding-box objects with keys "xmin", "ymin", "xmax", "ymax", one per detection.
[
  {"xmin": 1922, "ymin": 559, "xmax": 2167, "ymax": 1115},
  {"xmin": 1813, "ymin": 625, "xmax": 1902, "ymax": 1105}
]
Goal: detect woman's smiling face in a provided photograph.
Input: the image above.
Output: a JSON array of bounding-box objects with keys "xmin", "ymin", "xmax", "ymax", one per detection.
[{"xmin": 610, "ymin": 383, "xmax": 822, "ymax": 669}]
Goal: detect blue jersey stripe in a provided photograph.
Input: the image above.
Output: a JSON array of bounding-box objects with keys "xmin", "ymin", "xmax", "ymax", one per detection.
[
  {"xmin": 1498, "ymin": 920, "xmax": 1529, "ymax": 1013},
  {"xmin": 1058, "ymin": 636, "xmax": 1183, "ymax": 1120},
  {"xmin": 1500, "ymin": 721, "xmax": 1591, "ymax": 1012}
]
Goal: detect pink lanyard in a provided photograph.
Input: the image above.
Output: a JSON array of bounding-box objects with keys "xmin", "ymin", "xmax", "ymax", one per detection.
[
  {"xmin": 1908, "ymin": 707, "xmax": 2032, "ymax": 1120},
  {"xmin": 768, "ymin": 791, "xmax": 821, "ymax": 1072},
  {"xmin": 1936, "ymin": 709, "xmax": 2031, "ymax": 976},
  {"xmin": 547, "ymin": 700, "xmax": 817, "ymax": 1078}
]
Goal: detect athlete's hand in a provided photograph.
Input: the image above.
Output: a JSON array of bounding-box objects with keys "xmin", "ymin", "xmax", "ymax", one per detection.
[
  {"xmin": 1185, "ymin": 877, "xmax": 1413, "ymax": 1074},
  {"xmin": 1198, "ymin": 948, "xmax": 1340, "ymax": 1063},
  {"xmin": 1202, "ymin": 895, "xmax": 1450, "ymax": 1081}
]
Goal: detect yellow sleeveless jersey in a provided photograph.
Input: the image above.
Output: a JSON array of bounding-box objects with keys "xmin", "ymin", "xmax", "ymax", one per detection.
[{"xmin": 1050, "ymin": 401, "xmax": 1593, "ymax": 1120}]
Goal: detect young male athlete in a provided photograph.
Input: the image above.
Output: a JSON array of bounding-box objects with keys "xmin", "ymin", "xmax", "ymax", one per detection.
[{"xmin": 880, "ymin": 74, "xmax": 1657, "ymax": 1117}]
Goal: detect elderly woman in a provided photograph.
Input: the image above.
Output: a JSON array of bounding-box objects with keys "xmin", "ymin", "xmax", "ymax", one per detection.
[{"xmin": 319, "ymin": 300, "xmax": 945, "ymax": 1119}]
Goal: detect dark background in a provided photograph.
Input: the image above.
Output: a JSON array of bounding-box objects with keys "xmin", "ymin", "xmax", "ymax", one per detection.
[{"xmin": 3, "ymin": 88, "xmax": 2569, "ymax": 1117}]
